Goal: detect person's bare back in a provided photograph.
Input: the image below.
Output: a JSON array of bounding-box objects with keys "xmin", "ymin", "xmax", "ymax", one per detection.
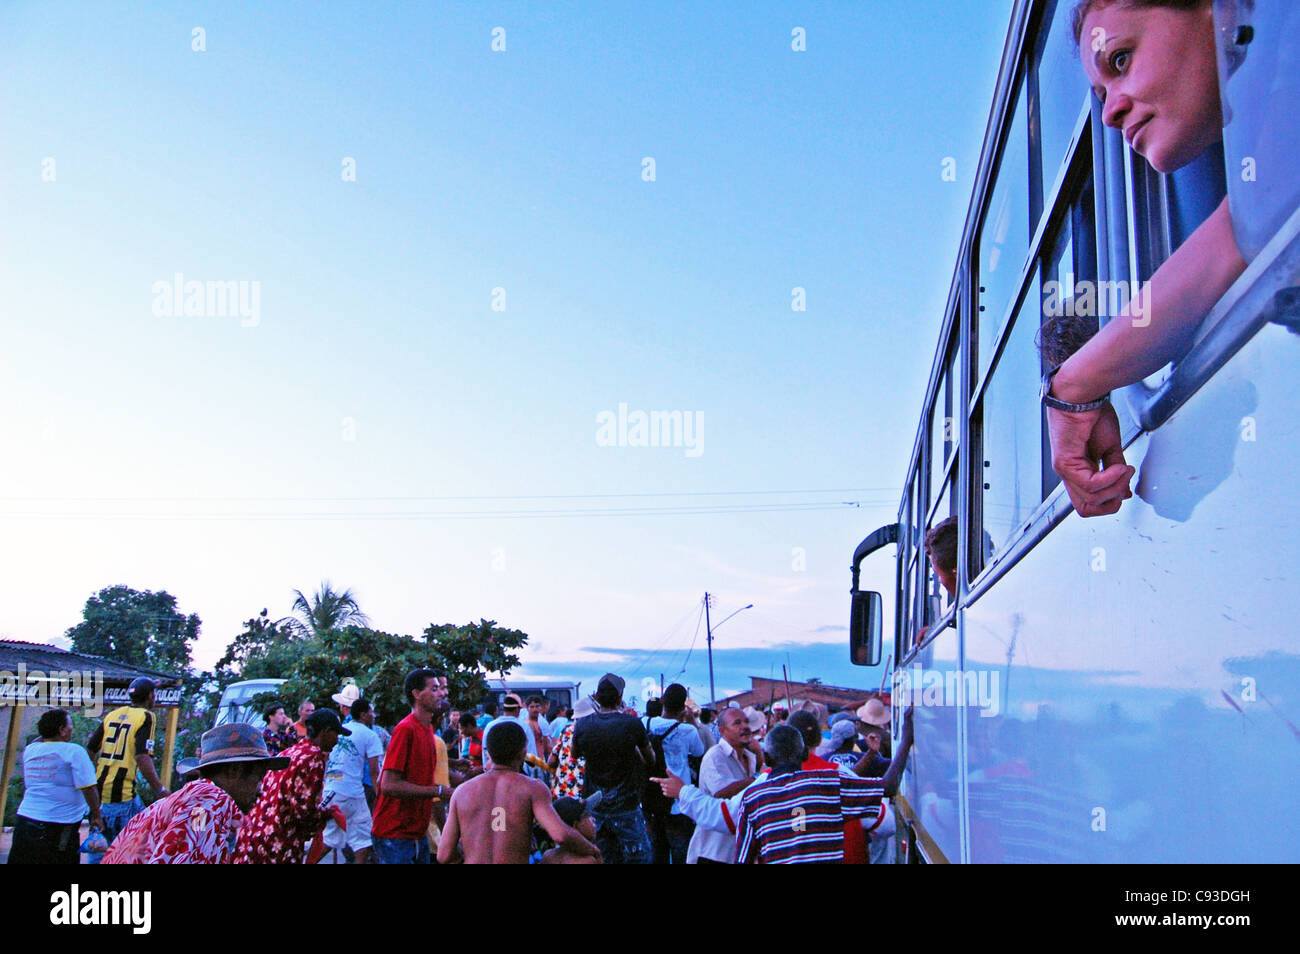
[{"xmin": 442, "ymin": 768, "xmax": 547, "ymax": 864}]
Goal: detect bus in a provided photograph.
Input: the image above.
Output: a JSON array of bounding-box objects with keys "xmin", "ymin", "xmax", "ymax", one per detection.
[
  {"xmin": 213, "ymin": 678, "xmax": 288, "ymax": 730},
  {"xmin": 849, "ymin": 0, "xmax": 1299, "ymax": 863},
  {"xmin": 481, "ymin": 679, "xmax": 581, "ymax": 718}
]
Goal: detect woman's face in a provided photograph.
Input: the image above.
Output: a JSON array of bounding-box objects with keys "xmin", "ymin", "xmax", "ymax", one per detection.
[{"xmin": 1080, "ymin": 2, "xmax": 1221, "ymax": 173}]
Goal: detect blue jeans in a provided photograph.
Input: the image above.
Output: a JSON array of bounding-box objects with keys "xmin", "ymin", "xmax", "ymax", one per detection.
[
  {"xmin": 644, "ymin": 810, "xmax": 695, "ymax": 864},
  {"xmin": 591, "ymin": 807, "xmax": 653, "ymax": 864},
  {"xmin": 87, "ymin": 797, "xmax": 143, "ymax": 864},
  {"xmin": 372, "ymin": 836, "xmax": 430, "ymax": 864}
]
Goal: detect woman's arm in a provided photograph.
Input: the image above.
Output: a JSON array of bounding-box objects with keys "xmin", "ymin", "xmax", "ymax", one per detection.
[
  {"xmin": 1047, "ymin": 197, "xmax": 1246, "ymax": 516},
  {"xmin": 1053, "ymin": 197, "xmax": 1246, "ymax": 403}
]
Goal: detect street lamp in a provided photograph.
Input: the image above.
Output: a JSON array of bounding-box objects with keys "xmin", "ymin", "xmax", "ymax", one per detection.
[{"xmin": 704, "ymin": 594, "xmax": 754, "ymax": 708}]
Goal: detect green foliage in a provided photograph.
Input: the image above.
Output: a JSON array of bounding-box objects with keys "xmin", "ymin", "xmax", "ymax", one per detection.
[
  {"xmin": 65, "ymin": 584, "xmax": 198, "ymax": 674},
  {"xmin": 215, "ymin": 609, "xmax": 310, "ymax": 689},
  {"xmin": 214, "ymin": 618, "xmax": 530, "ymax": 727},
  {"xmin": 424, "ymin": 619, "xmax": 529, "ymax": 709}
]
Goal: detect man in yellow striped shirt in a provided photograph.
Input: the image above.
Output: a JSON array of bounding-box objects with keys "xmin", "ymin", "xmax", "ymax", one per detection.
[{"xmin": 87, "ymin": 677, "xmax": 167, "ymax": 853}]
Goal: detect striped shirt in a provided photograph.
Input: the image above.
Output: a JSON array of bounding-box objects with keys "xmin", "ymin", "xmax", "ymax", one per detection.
[
  {"xmin": 92, "ymin": 706, "xmax": 155, "ymax": 803},
  {"xmin": 736, "ymin": 768, "xmax": 884, "ymax": 864}
]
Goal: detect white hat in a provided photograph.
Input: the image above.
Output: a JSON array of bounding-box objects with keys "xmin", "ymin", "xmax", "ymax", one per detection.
[
  {"xmin": 574, "ymin": 695, "xmax": 597, "ymax": 719},
  {"xmin": 857, "ymin": 698, "xmax": 890, "ymax": 726},
  {"xmin": 331, "ymin": 684, "xmax": 362, "ymax": 708}
]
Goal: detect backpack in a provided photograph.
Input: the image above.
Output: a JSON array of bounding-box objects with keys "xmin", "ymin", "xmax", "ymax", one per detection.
[{"xmin": 641, "ymin": 719, "xmax": 684, "ymax": 816}]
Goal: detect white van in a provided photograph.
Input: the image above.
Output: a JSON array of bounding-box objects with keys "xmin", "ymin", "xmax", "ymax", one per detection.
[{"xmin": 213, "ymin": 678, "xmax": 287, "ymax": 729}]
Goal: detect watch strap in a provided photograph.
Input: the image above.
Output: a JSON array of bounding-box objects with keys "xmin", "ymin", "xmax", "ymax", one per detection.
[{"xmin": 1041, "ymin": 364, "xmax": 1110, "ymax": 413}]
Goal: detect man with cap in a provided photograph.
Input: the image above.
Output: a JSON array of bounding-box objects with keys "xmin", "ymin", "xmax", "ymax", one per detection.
[
  {"xmin": 235, "ymin": 708, "xmax": 348, "ymax": 864},
  {"xmin": 322, "ymin": 698, "xmax": 384, "ymax": 864},
  {"xmin": 541, "ymin": 795, "xmax": 604, "ymax": 864},
  {"xmin": 571, "ymin": 673, "xmax": 655, "ymax": 864},
  {"xmin": 102, "ymin": 723, "xmax": 288, "ymax": 864},
  {"xmin": 332, "ymin": 683, "xmax": 362, "ymax": 719},
  {"xmin": 86, "ymin": 676, "xmax": 167, "ymax": 851},
  {"xmin": 482, "ymin": 693, "xmax": 539, "ymax": 768}
]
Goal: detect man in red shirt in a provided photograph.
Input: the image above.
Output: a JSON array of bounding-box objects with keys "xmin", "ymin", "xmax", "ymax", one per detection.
[{"xmin": 371, "ymin": 668, "xmax": 452, "ymax": 864}]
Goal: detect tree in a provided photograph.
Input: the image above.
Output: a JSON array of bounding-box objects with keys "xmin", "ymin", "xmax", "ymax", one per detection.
[
  {"xmin": 215, "ymin": 609, "xmax": 306, "ymax": 688},
  {"xmin": 66, "ymin": 585, "xmax": 198, "ymax": 674},
  {"xmin": 284, "ymin": 581, "xmax": 370, "ymax": 639},
  {"xmin": 263, "ymin": 619, "xmax": 530, "ymax": 725},
  {"xmin": 423, "ymin": 619, "xmax": 529, "ymax": 710}
]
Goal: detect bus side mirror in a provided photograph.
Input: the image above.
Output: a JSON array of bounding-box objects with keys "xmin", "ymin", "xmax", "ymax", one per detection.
[{"xmin": 850, "ymin": 591, "xmax": 883, "ymax": 667}]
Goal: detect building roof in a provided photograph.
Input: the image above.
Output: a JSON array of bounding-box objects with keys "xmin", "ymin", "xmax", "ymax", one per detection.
[
  {"xmin": 0, "ymin": 639, "xmax": 181, "ymax": 687},
  {"xmin": 715, "ymin": 675, "xmax": 877, "ymax": 712}
]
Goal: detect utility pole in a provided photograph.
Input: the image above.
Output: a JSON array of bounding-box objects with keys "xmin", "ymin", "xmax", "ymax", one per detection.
[{"xmin": 704, "ymin": 593, "xmax": 715, "ymax": 709}]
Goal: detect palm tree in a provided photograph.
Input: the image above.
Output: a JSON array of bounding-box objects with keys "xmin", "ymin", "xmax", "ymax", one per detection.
[{"xmin": 283, "ymin": 581, "xmax": 370, "ymax": 639}]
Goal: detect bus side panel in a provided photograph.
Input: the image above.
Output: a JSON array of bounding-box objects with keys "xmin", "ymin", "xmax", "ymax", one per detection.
[
  {"xmin": 963, "ymin": 322, "xmax": 1300, "ymax": 863},
  {"xmin": 904, "ymin": 625, "xmax": 963, "ymax": 863}
]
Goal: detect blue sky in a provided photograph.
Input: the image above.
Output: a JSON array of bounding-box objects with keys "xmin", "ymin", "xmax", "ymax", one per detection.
[{"xmin": 1, "ymin": 1, "xmax": 1017, "ymax": 699}]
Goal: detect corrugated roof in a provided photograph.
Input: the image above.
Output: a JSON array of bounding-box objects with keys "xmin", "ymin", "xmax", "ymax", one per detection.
[{"xmin": 0, "ymin": 640, "xmax": 180, "ymax": 685}]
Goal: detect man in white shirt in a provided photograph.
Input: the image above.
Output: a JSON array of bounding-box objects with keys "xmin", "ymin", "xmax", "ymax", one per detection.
[
  {"xmin": 323, "ymin": 698, "xmax": 383, "ymax": 864},
  {"xmin": 10, "ymin": 708, "xmax": 102, "ymax": 864},
  {"xmin": 642, "ymin": 684, "xmax": 707, "ymax": 864},
  {"xmin": 687, "ymin": 706, "xmax": 759, "ymax": 863},
  {"xmin": 483, "ymin": 694, "xmax": 542, "ymax": 776}
]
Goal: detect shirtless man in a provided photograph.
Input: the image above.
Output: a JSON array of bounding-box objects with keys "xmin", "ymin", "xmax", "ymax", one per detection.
[{"xmin": 436, "ymin": 721, "xmax": 600, "ymax": 865}]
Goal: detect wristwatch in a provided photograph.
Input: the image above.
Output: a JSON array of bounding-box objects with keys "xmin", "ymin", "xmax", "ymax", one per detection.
[{"xmin": 1041, "ymin": 364, "xmax": 1110, "ymax": 413}]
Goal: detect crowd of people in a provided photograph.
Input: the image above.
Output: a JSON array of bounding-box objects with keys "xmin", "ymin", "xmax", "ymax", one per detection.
[{"xmin": 6, "ymin": 669, "xmax": 910, "ymax": 864}]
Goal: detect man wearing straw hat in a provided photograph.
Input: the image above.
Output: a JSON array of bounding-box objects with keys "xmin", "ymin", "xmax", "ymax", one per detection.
[{"xmin": 102, "ymin": 723, "xmax": 288, "ymax": 864}]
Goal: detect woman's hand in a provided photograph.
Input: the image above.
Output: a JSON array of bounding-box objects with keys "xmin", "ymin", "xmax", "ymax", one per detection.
[{"xmin": 1046, "ymin": 402, "xmax": 1135, "ymax": 517}]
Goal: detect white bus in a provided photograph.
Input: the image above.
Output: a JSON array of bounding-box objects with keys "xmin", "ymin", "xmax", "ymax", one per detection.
[{"xmin": 850, "ymin": 0, "xmax": 1299, "ymax": 862}]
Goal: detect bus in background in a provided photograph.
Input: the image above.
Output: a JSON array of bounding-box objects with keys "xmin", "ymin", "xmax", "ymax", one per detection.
[
  {"xmin": 213, "ymin": 678, "xmax": 287, "ymax": 730},
  {"xmin": 850, "ymin": 0, "xmax": 1299, "ymax": 863},
  {"xmin": 482, "ymin": 679, "xmax": 581, "ymax": 719}
]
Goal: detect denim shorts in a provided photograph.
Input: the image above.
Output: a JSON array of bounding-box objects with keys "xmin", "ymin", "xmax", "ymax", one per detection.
[
  {"xmin": 372, "ymin": 836, "xmax": 431, "ymax": 864},
  {"xmin": 591, "ymin": 807, "xmax": 653, "ymax": 864},
  {"xmin": 87, "ymin": 797, "xmax": 144, "ymax": 865}
]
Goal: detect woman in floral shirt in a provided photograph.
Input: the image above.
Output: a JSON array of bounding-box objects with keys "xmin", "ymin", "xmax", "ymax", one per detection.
[{"xmin": 548, "ymin": 696, "xmax": 594, "ymax": 798}]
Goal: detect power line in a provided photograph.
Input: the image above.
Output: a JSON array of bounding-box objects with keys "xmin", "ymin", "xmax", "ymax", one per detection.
[
  {"xmin": 0, "ymin": 487, "xmax": 898, "ymax": 503},
  {"xmin": 0, "ymin": 499, "xmax": 899, "ymax": 521}
]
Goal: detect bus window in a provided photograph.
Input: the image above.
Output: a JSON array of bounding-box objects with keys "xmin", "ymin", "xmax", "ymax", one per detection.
[
  {"xmin": 977, "ymin": 80, "xmax": 1031, "ymax": 382},
  {"xmin": 976, "ymin": 275, "xmax": 1044, "ymax": 563},
  {"xmin": 926, "ymin": 479, "xmax": 957, "ymax": 620},
  {"xmin": 928, "ymin": 331, "xmax": 959, "ymax": 516},
  {"xmin": 1029, "ymin": 0, "xmax": 1090, "ymax": 226},
  {"xmin": 1214, "ymin": 0, "xmax": 1300, "ymax": 261}
]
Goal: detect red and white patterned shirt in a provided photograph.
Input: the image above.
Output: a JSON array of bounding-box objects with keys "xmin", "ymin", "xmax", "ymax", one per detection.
[
  {"xmin": 101, "ymin": 779, "xmax": 243, "ymax": 864},
  {"xmin": 234, "ymin": 737, "xmax": 331, "ymax": 864}
]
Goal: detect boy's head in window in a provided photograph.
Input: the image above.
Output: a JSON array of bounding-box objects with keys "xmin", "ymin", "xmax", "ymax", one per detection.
[
  {"xmin": 1038, "ymin": 309, "xmax": 1100, "ymax": 368},
  {"xmin": 924, "ymin": 516, "xmax": 959, "ymax": 597}
]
